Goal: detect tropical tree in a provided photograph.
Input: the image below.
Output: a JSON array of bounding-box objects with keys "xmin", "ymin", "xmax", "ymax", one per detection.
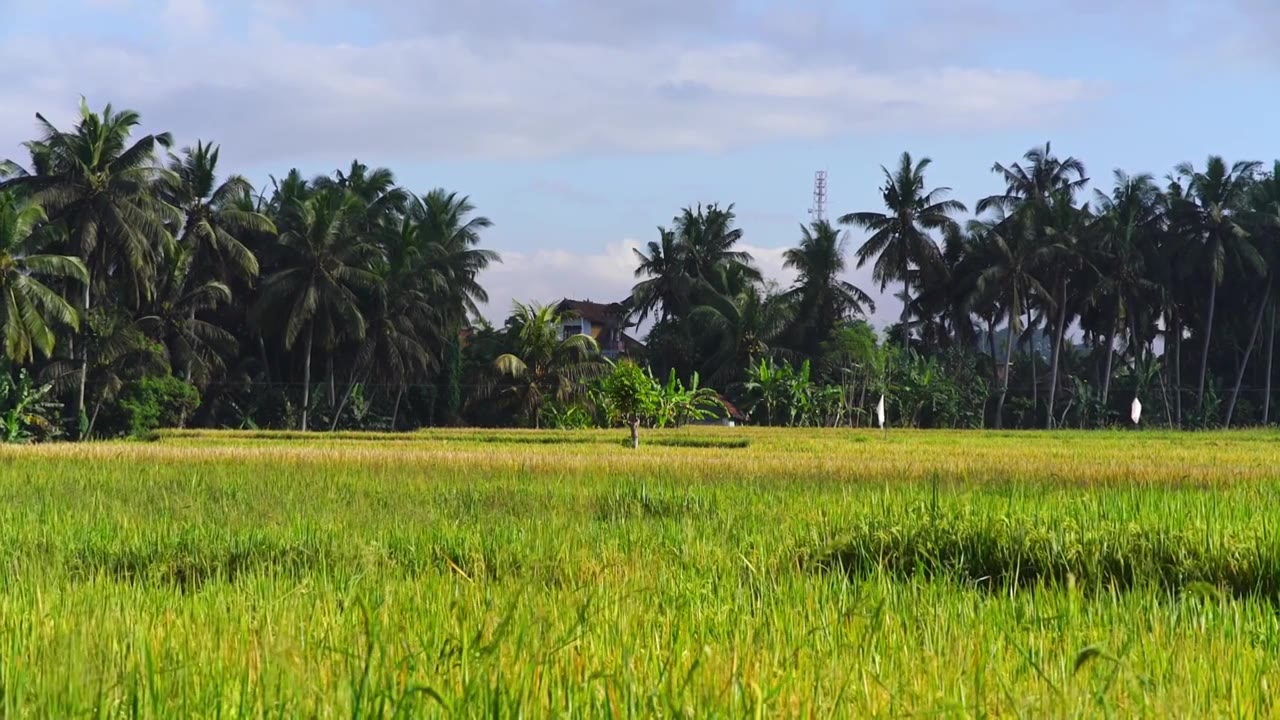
[
  {"xmin": 782, "ymin": 220, "xmax": 875, "ymax": 356},
  {"xmin": 631, "ymin": 227, "xmax": 690, "ymax": 323},
  {"xmin": 970, "ymin": 213, "xmax": 1054, "ymax": 428},
  {"xmin": 0, "ymin": 99, "xmax": 177, "ymax": 430},
  {"xmin": 493, "ymin": 301, "xmax": 602, "ymax": 427},
  {"xmin": 414, "ymin": 188, "xmax": 498, "ymax": 327},
  {"xmin": 674, "ymin": 203, "xmax": 757, "ymax": 287},
  {"xmin": 839, "ymin": 152, "xmax": 965, "ymax": 346},
  {"xmin": 163, "ymin": 141, "xmax": 275, "ymax": 287},
  {"xmin": 0, "ymin": 193, "xmax": 88, "ymax": 363},
  {"xmin": 137, "ymin": 247, "xmax": 237, "ymax": 388},
  {"xmin": 249, "ymin": 189, "xmax": 379, "ymax": 431},
  {"xmin": 1037, "ymin": 192, "xmax": 1093, "ymax": 426},
  {"xmin": 690, "ymin": 275, "xmax": 794, "ymax": 387},
  {"xmin": 978, "ymin": 142, "xmax": 1088, "ymax": 214},
  {"xmin": 1172, "ymin": 156, "xmax": 1263, "ymax": 410}
]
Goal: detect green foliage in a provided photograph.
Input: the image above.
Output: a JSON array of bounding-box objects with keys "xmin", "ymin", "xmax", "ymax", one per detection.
[
  {"xmin": 0, "ymin": 368, "xmax": 61, "ymax": 442},
  {"xmin": 653, "ymin": 370, "xmax": 724, "ymax": 427},
  {"xmin": 599, "ymin": 360, "xmax": 658, "ymax": 446},
  {"xmin": 818, "ymin": 505, "xmax": 1280, "ymax": 600},
  {"xmin": 119, "ymin": 375, "xmax": 201, "ymax": 438},
  {"xmin": 538, "ymin": 402, "xmax": 594, "ymax": 430}
]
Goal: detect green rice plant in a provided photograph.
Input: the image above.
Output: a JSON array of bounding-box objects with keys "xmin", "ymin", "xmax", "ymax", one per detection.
[{"xmin": 0, "ymin": 429, "xmax": 1277, "ymax": 715}]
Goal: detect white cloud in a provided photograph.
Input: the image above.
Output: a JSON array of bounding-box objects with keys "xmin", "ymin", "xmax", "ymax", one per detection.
[
  {"xmin": 0, "ymin": 10, "xmax": 1098, "ymax": 167},
  {"xmin": 162, "ymin": 0, "xmax": 213, "ymax": 33}
]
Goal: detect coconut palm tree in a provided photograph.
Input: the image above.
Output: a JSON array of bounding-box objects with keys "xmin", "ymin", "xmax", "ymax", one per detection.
[
  {"xmin": 978, "ymin": 142, "xmax": 1088, "ymax": 214},
  {"xmin": 1173, "ymin": 156, "xmax": 1263, "ymax": 411},
  {"xmin": 250, "ymin": 188, "xmax": 379, "ymax": 431},
  {"xmin": 839, "ymin": 152, "xmax": 966, "ymax": 346},
  {"xmin": 631, "ymin": 227, "xmax": 691, "ymax": 323},
  {"xmin": 691, "ymin": 269, "xmax": 794, "ymax": 387},
  {"xmin": 674, "ymin": 203, "xmax": 760, "ymax": 294},
  {"xmin": 493, "ymin": 301, "xmax": 602, "ymax": 427},
  {"xmin": 137, "ymin": 246, "xmax": 238, "ymax": 388},
  {"xmin": 0, "ymin": 193, "xmax": 88, "ymax": 363},
  {"xmin": 163, "ymin": 141, "xmax": 275, "ymax": 287},
  {"xmin": 0, "ymin": 100, "xmax": 177, "ymax": 430},
  {"xmin": 1249, "ymin": 163, "xmax": 1280, "ymax": 424},
  {"xmin": 782, "ymin": 220, "xmax": 875, "ymax": 356},
  {"xmin": 312, "ymin": 160, "xmax": 409, "ymax": 233},
  {"xmin": 414, "ymin": 189, "xmax": 498, "ymax": 326},
  {"xmin": 971, "ymin": 213, "xmax": 1055, "ymax": 428},
  {"xmin": 1039, "ymin": 192, "xmax": 1095, "ymax": 426}
]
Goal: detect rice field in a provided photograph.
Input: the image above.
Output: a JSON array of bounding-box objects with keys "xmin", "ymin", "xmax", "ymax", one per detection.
[{"xmin": 2, "ymin": 428, "xmax": 1280, "ymax": 717}]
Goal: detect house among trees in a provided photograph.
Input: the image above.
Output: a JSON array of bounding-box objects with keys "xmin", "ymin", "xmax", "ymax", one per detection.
[{"xmin": 554, "ymin": 299, "xmax": 646, "ymax": 360}]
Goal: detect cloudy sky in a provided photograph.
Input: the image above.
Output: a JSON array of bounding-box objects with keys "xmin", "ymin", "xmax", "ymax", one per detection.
[{"xmin": 1, "ymin": 0, "xmax": 1276, "ymax": 328}]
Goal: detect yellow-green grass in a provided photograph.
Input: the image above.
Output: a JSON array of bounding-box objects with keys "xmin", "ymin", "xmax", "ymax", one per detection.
[{"xmin": 1, "ymin": 429, "xmax": 1279, "ymax": 717}]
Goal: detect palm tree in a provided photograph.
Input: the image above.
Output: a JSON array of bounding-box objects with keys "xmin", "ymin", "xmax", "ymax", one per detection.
[
  {"xmin": 782, "ymin": 220, "xmax": 875, "ymax": 356},
  {"xmin": 1039, "ymin": 192, "xmax": 1094, "ymax": 426},
  {"xmin": 971, "ymin": 213, "xmax": 1055, "ymax": 428},
  {"xmin": 839, "ymin": 152, "xmax": 966, "ymax": 346},
  {"xmin": 0, "ymin": 99, "xmax": 177, "ymax": 430},
  {"xmin": 1249, "ymin": 164, "xmax": 1280, "ymax": 424},
  {"xmin": 631, "ymin": 227, "xmax": 691, "ymax": 323},
  {"xmin": 691, "ymin": 271, "xmax": 794, "ymax": 387},
  {"xmin": 1173, "ymin": 156, "xmax": 1263, "ymax": 411},
  {"xmin": 137, "ymin": 247, "xmax": 237, "ymax": 388},
  {"xmin": 312, "ymin": 160, "xmax": 409, "ymax": 233},
  {"xmin": 493, "ymin": 301, "xmax": 602, "ymax": 427},
  {"xmin": 1090, "ymin": 172, "xmax": 1164, "ymax": 407},
  {"xmin": 414, "ymin": 189, "xmax": 498, "ymax": 327},
  {"xmin": 978, "ymin": 142, "xmax": 1088, "ymax": 214},
  {"xmin": 163, "ymin": 141, "xmax": 275, "ymax": 287},
  {"xmin": 0, "ymin": 193, "xmax": 88, "ymax": 363},
  {"xmin": 674, "ymin": 203, "xmax": 760, "ymax": 294},
  {"xmin": 250, "ymin": 189, "xmax": 379, "ymax": 431}
]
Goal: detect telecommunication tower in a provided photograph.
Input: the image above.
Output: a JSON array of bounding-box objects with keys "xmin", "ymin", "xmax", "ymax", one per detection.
[{"xmin": 809, "ymin": 170, "xmax": 828, "ymax": 223}]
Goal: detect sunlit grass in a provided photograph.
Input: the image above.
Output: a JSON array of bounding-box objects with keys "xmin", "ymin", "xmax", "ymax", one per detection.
[{"xmin": 0, "ymin": 428, "xmax": 1278, "ymax": 715}]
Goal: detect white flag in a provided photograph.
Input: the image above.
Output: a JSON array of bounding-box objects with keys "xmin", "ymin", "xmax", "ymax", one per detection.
[
  {"xmin": 1131, "ymin": 397, "xmax": 1142, "ymax": 425},
  {"xmin": 877, "ymin": 395, "xmax": 886, "ymax": 429}
]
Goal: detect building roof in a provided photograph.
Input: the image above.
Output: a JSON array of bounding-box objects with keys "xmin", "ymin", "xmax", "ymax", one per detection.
[
  {"xmin": 718, "ymin": 395, "xmax": 746, "ymax": 421},
  {"xmin": 556, "ymin": 298, "xmax": 632, "ymax": 327}
]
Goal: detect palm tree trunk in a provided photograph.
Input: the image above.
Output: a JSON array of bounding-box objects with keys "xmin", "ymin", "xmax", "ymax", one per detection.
[
  {"xmin": 995, "ymin": 314, "xmax": 1015, "ymax": 431},
  {"xmin": 1172, "ymin": 310, "xmax": 1183, "ymax": 427},
  {"xmin": 1197, "ymin": 280, "xmax": 1218, "ymax": 410},
  {"xmin": 900, "ymin": 276, "xmax": 911, "ymax": 348},
  {"xmin": 185, "ymin": 306, "xmax": 196, "ymax": 381},
  {"xmin": 327, "ymin": 356, "xmax": 336, "ymax": 408},
  {"xmin": 1225, "ymin": 282, "xmax": 1270, "ymax": 427},
  {"xmin": 1027, "ymin": 306, "xmax": 1037, "ymax": 419},
  {"xmin": 391, "ymin": 387, "xmax": 404, "ymax": 430},
  {"xmin": 1047, "ymin": 281, "xmax": 1068, "ymax": 429},
  {"xmin": 331, "ymin": 370, "xmax": 364, "ymax": 432},
  {"xmin": 629, "ymin": 418, "xmax": 640, "ymax": 449},
  {"xmin": 259, "ymin": 337, "xmax": 271, "ymax": 384},
  {"xmin": 1129, "ymin": 307, "xmax": 1142, "ymax": 372},
  {"xmin": 86, "ymin": 395, "xmax": 105, "ymax": 440},
  {"xmin": 301, "ymin": 326, "xmax": 313, "ymax": 432},
  {"xmin": 1265, "ymin": 304, "xmax": 1275, "ymax": 425},
  {"xmin": 74, "ymin": 281, "xmax": 91, "ymax": 438},
  {"xmin": 1101, "ymin": 322, "xmax": 1115, "ymax": 410}
]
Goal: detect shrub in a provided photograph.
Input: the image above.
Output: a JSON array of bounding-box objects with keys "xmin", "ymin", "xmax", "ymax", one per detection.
[{"xmin": 119, "ymin": 375, "xmax": 201, "ymax": 437}]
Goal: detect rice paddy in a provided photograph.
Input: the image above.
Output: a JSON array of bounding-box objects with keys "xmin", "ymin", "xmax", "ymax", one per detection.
[{"xmin": 2, "ymin": 428, "xmax": 1279, "ymax": 717}]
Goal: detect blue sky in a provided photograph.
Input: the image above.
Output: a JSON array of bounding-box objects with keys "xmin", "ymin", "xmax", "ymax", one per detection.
[{"xmin": 2, "ymin": 0, "xmax": 1278, "ymax": 328}]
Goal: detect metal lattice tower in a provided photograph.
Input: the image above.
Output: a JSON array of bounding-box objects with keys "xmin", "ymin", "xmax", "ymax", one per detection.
[{"xmin": 809, "ymin": 170, "xmax": 828, "ymax": 223}]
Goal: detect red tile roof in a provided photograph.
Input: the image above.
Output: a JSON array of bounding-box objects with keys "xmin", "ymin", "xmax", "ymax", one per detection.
[{"xmin": 556, "ymin": 298, "xmax": 630, "ymax": 327}]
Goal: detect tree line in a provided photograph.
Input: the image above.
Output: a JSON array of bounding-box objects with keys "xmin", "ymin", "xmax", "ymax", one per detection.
[
  {"xmin": 624, "ymin": 147, "xmax": 1280, "ymax": 430},
  {"xmin": 1, "ymin": 100, "xmax": 1278, "ymax": 437}
]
